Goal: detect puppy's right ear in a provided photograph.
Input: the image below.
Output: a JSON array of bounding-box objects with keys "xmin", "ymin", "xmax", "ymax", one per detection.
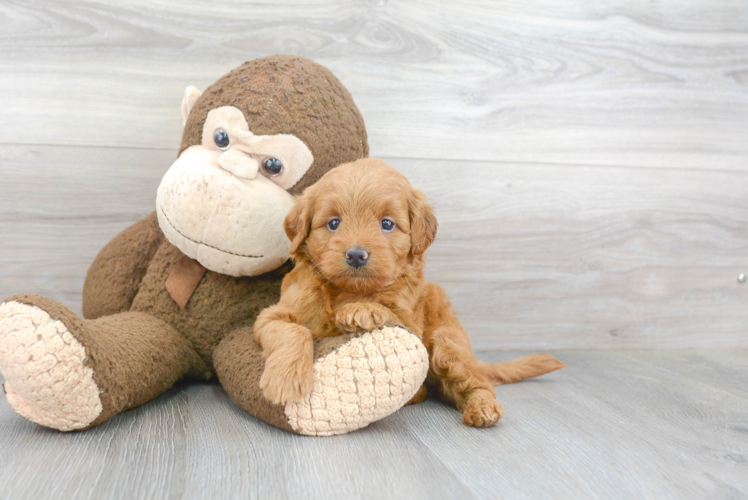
[{"xmin": 284, "ymin": 192, "xmax": 314, "ymax": 257}]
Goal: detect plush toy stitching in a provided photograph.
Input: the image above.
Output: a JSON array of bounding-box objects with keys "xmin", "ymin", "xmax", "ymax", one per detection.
[{"xmin": 159, "ymin": 207, "xmax": 263, "ymax": 259}]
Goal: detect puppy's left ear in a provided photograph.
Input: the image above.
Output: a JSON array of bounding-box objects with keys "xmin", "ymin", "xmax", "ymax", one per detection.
[
  {"xmin": 409, "ymin": 188, "xmax": 438, "ymax": 256},
  {"xmin": 284, "ymin": 191, "xmax": 314, "ymax": 258}
]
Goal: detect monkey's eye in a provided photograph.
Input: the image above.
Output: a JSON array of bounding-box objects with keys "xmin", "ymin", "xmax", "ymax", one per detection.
[
  {"xmin": 327, "ymin": 218, "xmax": 340, "ymax": 231},
  {"xmin": 214, "ymin": 129, "xmax": 230, "ymax": 150},
  {"xmin": 262, "ymin": 157, "xmax": 284, "ymax": 176},
  {"xmin": 380, "ymin": 218, "xmax": 395, "ymax": 232}
]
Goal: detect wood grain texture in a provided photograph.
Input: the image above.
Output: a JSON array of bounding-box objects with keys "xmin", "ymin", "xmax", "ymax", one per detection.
[
  {"xmin": 1, "ymin": 145, "xmax": 745, "ymax": 348},
  {"xmin": 0, "ymin": 1, "xmax": 747, "ymax": 348},
  {"xmin": 0, "ymin": 350, "xmax": 746, "ymax": 499},
  {"xmin": 1, "ymin": 2, "xmax": 747, "ymax": 497},
  {"xmin": 0, "ymin": 0, "xmax": 746, "ymax": 169}
]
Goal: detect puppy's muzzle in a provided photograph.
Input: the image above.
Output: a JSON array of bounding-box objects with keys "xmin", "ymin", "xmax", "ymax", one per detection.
[{"xmin": 345, "ymin": 247, "xmax": 369, "ymax": 269}]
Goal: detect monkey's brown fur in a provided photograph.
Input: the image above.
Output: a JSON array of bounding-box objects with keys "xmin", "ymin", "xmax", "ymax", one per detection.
[
  {"xmin": 180, "ymin": 57, "xmax": 367, "ymax": 195},
  {"xmin": 1, "ymin": 56, "xmax": 371, "ymax": 432},
  {"xmin": 255, "ymin": 158, "xmax": 565, "ymax": 426}
]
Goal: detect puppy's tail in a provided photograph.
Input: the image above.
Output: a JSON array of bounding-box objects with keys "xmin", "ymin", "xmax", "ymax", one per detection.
[{"xmin": 478, "ymin": 354, "xmax": 565, "ymax": 385}]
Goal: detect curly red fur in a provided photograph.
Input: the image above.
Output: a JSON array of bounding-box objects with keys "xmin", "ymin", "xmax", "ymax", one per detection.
[{"xmin": 254, "ymin": 158, "xmax": 565, "ymax": 426}]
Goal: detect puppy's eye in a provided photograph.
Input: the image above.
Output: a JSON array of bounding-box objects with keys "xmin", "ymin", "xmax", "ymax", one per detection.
[
  {"xmin": 327, "ymin": 218, "xmax": 340, "ymax": 231},
  {"xmin": 380, "ymin": 218, "xmax": 395, "ymax": 232},
  {"xmin": 262, "ymin": 157, "xmax": 284, "ymax": 176},
  {"xmin": 214, "ymin": 129, "xmax": 230, "ymax": 150}
]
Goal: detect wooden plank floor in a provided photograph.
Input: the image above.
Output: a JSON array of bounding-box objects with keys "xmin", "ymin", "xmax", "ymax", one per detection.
[{"xmin": 1, "ymin": 350, "xmax": 746, "ymax": 499}]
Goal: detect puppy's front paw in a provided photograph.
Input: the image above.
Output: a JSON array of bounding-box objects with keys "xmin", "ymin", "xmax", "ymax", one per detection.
[
  {"xmin": 259, "ymin": 352, "xmax": 314, "ymax": 405},
  {"xmin": 335, "ymin": 303, "xmax": 392, "ymax": 333},
  {"xmin": 462, "ymin": 396, "xmax": 504, "ymax": 427}
]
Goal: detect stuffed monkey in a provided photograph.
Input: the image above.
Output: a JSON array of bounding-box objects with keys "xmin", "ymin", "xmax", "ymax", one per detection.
[{"xmin": 0, "ymin": 55, "xmax": 429, "ymax": 436}]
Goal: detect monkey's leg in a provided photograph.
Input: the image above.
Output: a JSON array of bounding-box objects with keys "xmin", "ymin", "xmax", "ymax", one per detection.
[
  {"xmin": 0, "ymin": 294, "xmax": 209, "ymax": 431},
  {"xmin": 215, "ymin": 325, "xmax": 430, "ymax": 436}
]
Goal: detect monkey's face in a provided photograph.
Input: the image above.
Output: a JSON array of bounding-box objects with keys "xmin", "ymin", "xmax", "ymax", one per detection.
[
  {"xmin": 157, "ymin": 105, "xmax": 314, "ymax": 277},
  {"xmin": 156, "ymin": 56, "xmax": 369, "ymax": 277}
]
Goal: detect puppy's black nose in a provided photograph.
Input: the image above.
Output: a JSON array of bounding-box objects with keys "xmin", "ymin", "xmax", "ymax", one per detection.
[{"xmin": 345, "ymin": 247, "xmax": 369, "ymax": 269}]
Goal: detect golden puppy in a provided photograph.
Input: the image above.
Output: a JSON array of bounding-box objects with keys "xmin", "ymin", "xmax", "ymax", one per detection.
[{"xmin": 254, "ymin": 158, "xmax": 564, "ymax": 427}]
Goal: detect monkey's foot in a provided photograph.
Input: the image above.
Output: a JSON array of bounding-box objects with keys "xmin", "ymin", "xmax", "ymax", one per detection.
[{"xmin": 0, "ymin": 301, "xmax": 102, "ymax": 431}]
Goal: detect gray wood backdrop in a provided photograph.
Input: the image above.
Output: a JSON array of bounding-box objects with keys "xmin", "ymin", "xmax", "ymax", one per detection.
[{"xmin": 0, "ymin": 0, "xmax": 746, "ymax": 349}]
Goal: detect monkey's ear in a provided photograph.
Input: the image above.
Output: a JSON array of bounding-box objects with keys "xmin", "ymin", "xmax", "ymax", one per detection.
[
  {"xmin": 181, "ymin": 86, "xmax": 203, "ymax": 125},
  {"xmin": 409, "ymin": 188, "xmax": 438, "ymax": 256},
  {"xmin": 284, "ymin": 192, "xmax": 314, "ymax": 258}
]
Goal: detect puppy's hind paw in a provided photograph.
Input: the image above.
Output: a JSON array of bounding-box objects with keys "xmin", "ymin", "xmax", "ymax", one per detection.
[
  {"xmin": 405, "ymin": 384, "xmax": 429, "ymax": 406},
  {"xmin": 462, "ymin": 397, "xmax": 504, "ymax": 427}
]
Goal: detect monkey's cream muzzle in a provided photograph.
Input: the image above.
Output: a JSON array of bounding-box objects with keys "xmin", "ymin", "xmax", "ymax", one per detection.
[
  {"xmin": 156, "ymin": 105, "xmax": 314, "ymax": 277},
  {"xmin": 157, "ymin": 146, "xmax": 295, "ymax": 277}
]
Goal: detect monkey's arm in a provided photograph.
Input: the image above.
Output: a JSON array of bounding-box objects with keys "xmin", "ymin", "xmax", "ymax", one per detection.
[
  {"xmin": 82, "ymin": 211, "xmax": 164, "ymax": 319},
  {"xmin": 214, "ymin": 274, "xmax": 432, "ymax": 435}
]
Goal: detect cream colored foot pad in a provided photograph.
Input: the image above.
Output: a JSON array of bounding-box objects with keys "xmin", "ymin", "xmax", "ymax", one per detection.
[
  {"xmin": 285, "ymin": 326, "xmax": 430, "ymax": 436},
  {"xmin": 0, "ymin": 301, "xmax": 102, "ymax": 431}
]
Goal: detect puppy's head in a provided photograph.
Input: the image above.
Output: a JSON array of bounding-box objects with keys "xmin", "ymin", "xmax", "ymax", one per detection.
[{"xmin": 284, "ymin": 158, "xmax": 437, "ymax": 292}]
